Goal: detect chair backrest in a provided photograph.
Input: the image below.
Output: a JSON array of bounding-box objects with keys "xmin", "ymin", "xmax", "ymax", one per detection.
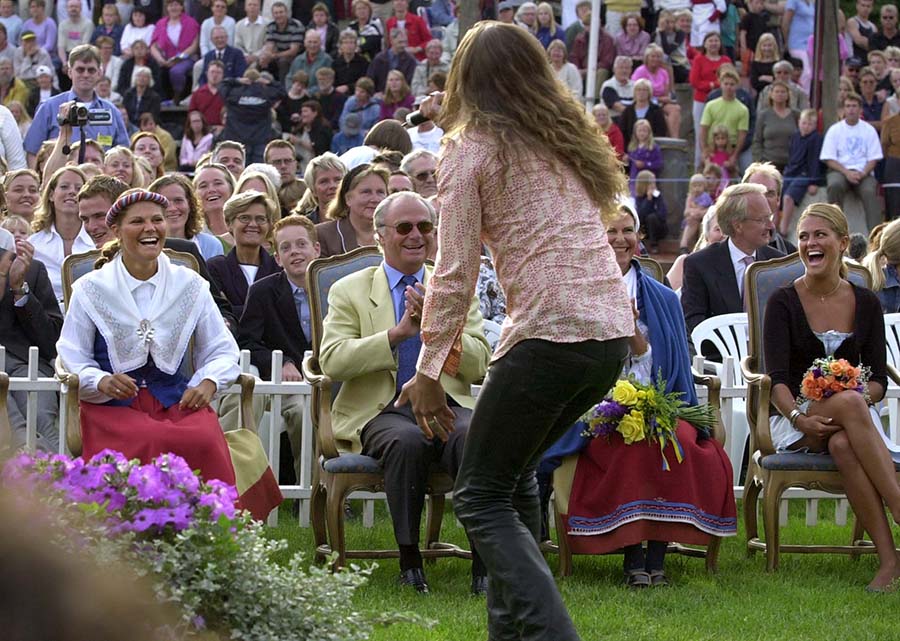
[
  {"xmin": 635, "ymin": 256, "xmax": 665, "ymax": 284},
  {"xmin": 745, "ymin": 255, "xmax": 871, "ymax": 376},
  {"xmin": 885, "ymin": 313, "xmax": 900, "ymax": 378},
  {"xmin": 62, "ymin": 248, "xmax": 199, "ymax": 310},
  {"xmin": 690, "ymin": 312, "xmax": 749, "ymax": 384},
  {"xmin": 306, "ymin": 246, "xmax": 385, "ymax": 354},
  {"xmin": 482, "ymin": 319, "xmax": 502, "ymax": 351}
]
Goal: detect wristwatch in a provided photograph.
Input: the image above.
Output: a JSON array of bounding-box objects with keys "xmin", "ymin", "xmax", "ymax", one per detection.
[{"xmin": 11, "ymin": 282, "xmax": 29, "ymax": 297}]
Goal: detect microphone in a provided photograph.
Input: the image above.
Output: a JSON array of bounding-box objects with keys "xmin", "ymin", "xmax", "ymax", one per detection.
[{"xmin": 404, "ymin": 110, "xmax": 430, "ymax": 129}]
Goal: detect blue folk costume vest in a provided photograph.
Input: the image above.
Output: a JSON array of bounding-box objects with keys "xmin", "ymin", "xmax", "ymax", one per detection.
[{"xmin": 93, "ymin": 333, "xmax": 189, "ymax": 408}]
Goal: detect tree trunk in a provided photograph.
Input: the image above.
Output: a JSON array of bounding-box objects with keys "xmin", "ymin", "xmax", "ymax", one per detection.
[
  {"xmin": 813, "ymin": 0, "xmax": 840, "ymax": 129},
  {"xmin": 458, "ymin": 0, "xmax": 481, "ymax": 42}
]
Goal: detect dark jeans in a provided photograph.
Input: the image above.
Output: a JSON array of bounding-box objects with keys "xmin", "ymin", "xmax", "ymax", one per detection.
[{"xmin": 454, "ymin": 337, "xmax": 628, "ymax": 641}]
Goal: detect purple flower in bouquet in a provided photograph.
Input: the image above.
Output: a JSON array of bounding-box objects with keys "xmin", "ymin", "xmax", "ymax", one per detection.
[
  {"xmin": 129, "ymin": 507, "xmax": 167, "ymax": 532},
  {"xmin": 156, "ymin": 452, "xmax": 201, "ymax": 495},
  {"xmin": 88, "ymin": 487, "xmax": 128, "ymax": 512},
  {"xmin": 596, "ymin": 399, "xmax": 629, "ymax": 419}
]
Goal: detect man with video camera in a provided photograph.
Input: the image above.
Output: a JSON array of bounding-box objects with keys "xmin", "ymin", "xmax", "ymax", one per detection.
[{"xmin": 23, "ymin": 44, "xmax": 129, "ymax": 167}]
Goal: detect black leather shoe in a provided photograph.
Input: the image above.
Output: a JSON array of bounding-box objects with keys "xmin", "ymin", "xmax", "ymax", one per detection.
[
  {"xmin": 471, "ymin": 574, "xmax": 488, "ymax": 596},
  {"xmin": 398, "ymin": 568, "xmax": 429, "ymax": 594}
]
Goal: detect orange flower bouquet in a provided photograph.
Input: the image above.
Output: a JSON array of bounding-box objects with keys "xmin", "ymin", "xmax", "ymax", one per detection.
[{"xmin": 797, "ymin": 357, "xmax": 871, "ymax": 405}]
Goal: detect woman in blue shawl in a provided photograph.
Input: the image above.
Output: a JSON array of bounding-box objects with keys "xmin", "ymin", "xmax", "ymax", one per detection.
[{"xmin": 539, "ymin": 203, "xmax": 736, "ymax": 588}]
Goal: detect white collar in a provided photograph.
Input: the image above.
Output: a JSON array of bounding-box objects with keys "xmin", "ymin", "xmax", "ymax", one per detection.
[
  {"xmin": 727, "ymin": 237, "xmax": 755, "ymax": 266},
  {"xmin": 73, "ymin": 253, "xmax": 207, "ymax": 375},
  {"xmin": 622, "ymin": 263, "xmax": 638, "ymax": 301},
  {"xmin": 120, "ymin": 262, "xmax": 163, "ymax": 293}
]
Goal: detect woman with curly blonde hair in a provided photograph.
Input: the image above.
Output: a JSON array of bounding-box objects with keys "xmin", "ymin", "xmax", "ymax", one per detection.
[
  {"xmin": 104, "ymin": 146, "xmax": 145, "ymax": 189},
  {"xmin": 400, "ymin": 22, "xmax": 632, "ymax": 638},
  {"xmin": 29, "ymin": 166, "xmax": 91, "ymax": 305}
]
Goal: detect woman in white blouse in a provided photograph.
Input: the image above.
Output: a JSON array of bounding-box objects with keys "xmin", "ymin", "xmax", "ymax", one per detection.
[
  {"xmin": 547, "ymin": 40, "xmax": 583, "ymax": 101},
  {"xmin": 56, "ymin": 189, "xmax": 281, "ymax": 520}
]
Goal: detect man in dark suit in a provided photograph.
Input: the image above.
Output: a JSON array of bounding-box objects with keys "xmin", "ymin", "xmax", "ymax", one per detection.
[
  {"xmin": 238, "ymin": 214, "xmax": 318, "ymax": 483},
  {"xmin": 682, "ymin": 182, "xmax": 784, "ymax": 359},
  {"xmin": 199, "ymin": 25, "xmax": 248, "ymax": 86},
  {"xmin": 0, "ymin": 240, "xmax": 62, "ymax": 452}
]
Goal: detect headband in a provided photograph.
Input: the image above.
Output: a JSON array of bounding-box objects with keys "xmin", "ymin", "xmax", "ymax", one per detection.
[{"xmin": 106, "ymin": 190, "xmax": 170, "ymax": 227}]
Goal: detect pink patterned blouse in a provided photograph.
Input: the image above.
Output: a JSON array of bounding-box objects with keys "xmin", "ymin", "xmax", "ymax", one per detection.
[{"xmin": 417, "ymin": 131, "xmax": 634, "ymax": 380}]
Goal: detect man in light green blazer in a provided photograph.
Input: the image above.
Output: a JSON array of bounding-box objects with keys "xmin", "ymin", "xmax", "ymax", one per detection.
[{"xmin": 320, "ymin": 192, "xmax": 491, "ymax": 595}]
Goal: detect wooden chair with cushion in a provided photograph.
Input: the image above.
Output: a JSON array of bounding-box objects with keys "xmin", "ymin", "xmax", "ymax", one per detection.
[
  {"xmin": 301, "ymin": 246, "xmax": 469, "ymax": 569},
  {"xmin": 57, "ymin": 249, "xmax": 257, "ymax": 456},
  {"xmin": 739, "ymin": 254, "xmax": 897, "ymax": 570},
  {"xmin": 550, "ymin": 257, "xmax": 728, "ymax": 575}
]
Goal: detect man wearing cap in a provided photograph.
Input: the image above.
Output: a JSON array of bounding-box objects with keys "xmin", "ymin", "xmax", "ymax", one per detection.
[
  {"xmin": 24, "ymin": 43, "xmax": 129, "ymax": 165},
  {"xmin": 0, "ymin": 58, "xmax": 28, "ymax": 107},
  {"xmin": 843, "ymin": 55, "xmax": 863, "ymax": 92},
  {"xmin": 497, "ymin": 0, "xmax": 515, "ymax": 24},
  {"xmin": 331, "ymin": 110, "xmax": 364, "ymax": 154},
  {"xmin": 26, "ymin": 63, "xmax": 57, "ymax": 114},
  {"xmin": 13, "ymin": 29, "xmax": 54, "ymax": 86}
]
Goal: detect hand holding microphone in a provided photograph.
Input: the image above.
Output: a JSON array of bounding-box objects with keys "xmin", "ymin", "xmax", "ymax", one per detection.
[{"xmin": 404, "ymin": 91, "xmax": 445, "ymax": 128}]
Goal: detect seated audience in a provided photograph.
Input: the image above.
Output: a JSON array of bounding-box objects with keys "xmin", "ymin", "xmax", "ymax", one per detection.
[
  {"xmin": 2, "ymin": 168, "xmax": 40, "ymax": 222},
  {"xmin": 367, "ymin": 27, "xmax": 416, "ymax": 93},
  {"xmin": 681, "ymin": 173, "xmax": 713, "ymax": 253},
  {"xmin": 264, "ymin": 139, "xmax": 305, "ymax": 214},
  {"xmin": 780, "ymin": 109, "xmax": 823, "ymax": 236},
  {"xmin": 0, "ymin": 231, "xmax": 62, "ymax": 452},
  {"xmin": 821, "ymin": 92, "xmax": 883, "ymax": 235},
  {"xmin": 634, "ymin": 169, "xmax": 667, "ymax": 253},
  {"xmin": 600, "ymin": 55, "xmax": 634, "ymax": 117},
  {"xmin": 593, "ymin": 103, "xmax": 624, "ymax": 158},
  {"xmin": 548, "ymin": 40, "xmax": 582, "ymax": 99},
  {"xmin": 399, "ymin": 149, "xmax": 437, "ymax": 199},
  {"xmin": 757, "ymin": 60, "xmax": 811, "ymax": 114},
  {"xmin": 534, "ymin": 2, "xmax": 564, "ymax": 49},
  {"xmin": 681, "ymin": 183, "xmax": 784, "ymax": 358},
  {"xmin": 180, "ymin": 110, "xmax": 214, "ymax": 171},
  {"xmin": 539, "ymin": 203, "xmax": 736, "ymax": 588},
  {"xmin": 198, "ymin": 24, "xmax": 247, "ymax": 86},
  {"xmin": 219, "ymin": 69, "xmax": 286, "ymax": 164},
  {"xmin": 55, "ymin": 189, "xmax": 281, "ymax": 521},
  {"xmin": 618, "ymin": 78, "xmax": 667, "ymax": 149},
  {"xmin": 348, "ymin": 0, "xmax": 383, "ymax": 62},
  {"xmin": 150, "ymin": 173, "xmax": 225, "ymax": 261},
  {"xmin": 339, "ymin": 76, "xmax": 380, "ymax": 135},
  {"xmin": 569, "ymin": 20, "xmax": 616, "ymax": 93},
  {"xmin": 767, "ymin": 203, "xmax": 900, "ymax": 592},
  {"xmin": 626, "ymin": 118, "xmax": 662, "ymax": 188},
  {"xmin": 318, "ymin": 191, "xmax": 490, "ymax": 594},
  {"xmin": 207, "ymin": 190, "xmax": 280, "ymax": 320},
  {"xmin": 293, "ymin": 151, "xmax": 346, "ymax": 223},
  {"xmin": 149, "ymin": 0, "xmax": 200, "ymax": 103},
  {"xmin": 122, "ymin": 65, "xmax": 161, "ymax": 124},
  {"xmin": 410, "ymin": 39, "xmax": 448, "ymax": 96},
  {"xmin": 287, "ymin": 30, "xmax": 332, "ymax": 94},
  {"xmin": 238, "ymin": 214, "xmax": 317, "ymax": 481},
  {"xmin": 667, "ymin": 206, "xmax": 725, "ymax": 292},
  {"xmin": 699, "ymin": 66, "xmax": 749, "ymax": 173},
  {"xmin": 751, "ymin": 80, "xmax": 799, "ymax": 172},
  {"xmin": 314, "ymin": 162, "xmax": 387, "ymax": 257},
  {"xmin": 631, "ymin": 44, "xmax": 681, "ymax": 140},
  {"xmin": 742, "ymin": 161, "xmax": 798, "ymax": 255},
  {"xmin": 28, "ymin": 165, "xmax": 92, "ymax": 306}
]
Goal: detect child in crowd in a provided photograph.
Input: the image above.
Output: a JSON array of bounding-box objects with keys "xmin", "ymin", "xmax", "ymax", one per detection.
[
  {"xmin": 780, "ymin": 108, "xmax": 823, "ymax": 236},
  {"xmin": 330, "ymin": 112, "xmax": 365, "ymax": 155},
  {"xmin": 703, "ymin": 161, "xmax": 725, "ymax": 199},
  {"xmin": 681, "ymin": 173, "xmax": 713, "ymax": 253},
  {"xmin": 627, "ymin": 118, "xmax": 663, "ymax": 187},
  {"xmin": 634, "ymin": 169, "xmax": 668, "ymax": 254},
  {"xmin": 0, "ymin": 216, "xmax": 30, "ymax": 243},
  {"xmin": 707, "ymin": 124, "xmax": 733, "ymax": 183}
]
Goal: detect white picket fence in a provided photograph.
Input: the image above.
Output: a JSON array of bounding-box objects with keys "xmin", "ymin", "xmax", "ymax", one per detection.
[{"xmin": 3, "ymin": 346, "xmax": 876, "ymax": 530}]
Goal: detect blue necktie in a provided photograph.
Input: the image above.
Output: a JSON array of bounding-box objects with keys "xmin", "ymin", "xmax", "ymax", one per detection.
[
  {"xmin": 294, "ymin": 287, "xmax": 311, "ymax": 342},
  {"xmin": 396, "ymin": 275, "xmax": 421, "ymax": 392}
]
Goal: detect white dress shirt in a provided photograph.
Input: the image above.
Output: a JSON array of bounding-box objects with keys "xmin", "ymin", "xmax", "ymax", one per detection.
[
  {"xmin": 28, "ymin": 223, "xmax": 95, "ymax": 307},
  {"xmin": 57, "ymin": 260, "xmax": 240, "ymax": 403},
  {"xmin": 727, "ymin": 237, "xmax": 755, "ymax": 297}
]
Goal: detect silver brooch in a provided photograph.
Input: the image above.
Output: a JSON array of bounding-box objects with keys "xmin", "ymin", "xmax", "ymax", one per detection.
[{"xmin": 136, "ymin": 319, "xmax": 155, "ymax": 345}]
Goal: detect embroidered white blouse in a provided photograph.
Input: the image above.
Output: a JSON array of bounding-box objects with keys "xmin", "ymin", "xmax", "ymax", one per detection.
[{"xmin": 57, "ymin": 254, "xmax": 240, "ymax": 404}]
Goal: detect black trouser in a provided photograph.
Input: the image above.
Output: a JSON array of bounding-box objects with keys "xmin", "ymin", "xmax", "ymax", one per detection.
[
  {"xmin": 361, "ymin": 402, "xmax": 469, "ymax": 547},
  {"xmin": 454, "ymin": 338, "xmax": 628, "ymax": 641}
]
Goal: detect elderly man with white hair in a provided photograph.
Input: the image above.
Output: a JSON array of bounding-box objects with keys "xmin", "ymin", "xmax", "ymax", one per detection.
[
  {"xmin": 400, "ymin": 149, "xmax": 438, "ymax": 198},
  {"xmin": 410, "ymin": 38, "xmax": 448, "ymax": 96}
]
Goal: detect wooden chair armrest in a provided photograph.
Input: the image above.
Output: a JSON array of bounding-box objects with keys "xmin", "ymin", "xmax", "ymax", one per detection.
[
  {"xmin": 888, "ymin": 363, "xmax": 900, "ymax": 387},
  {"xmin": 301, "ymin": 352, "xmax": 340, "ymax": 460},
  {"xmin": 301, "ymin": 352, "xmax": 332, "ymax": 388},
  {"xmin": 692, "ymin": 368, "xmax": 726, "ymax": 445},
  {"xmin": 55, "ymin": 356, "xmax": 83, "ymax": 456},
  {"xmin": 236, "ymin": 374, "xmax": 258, "ymax": 434},
  {"xmin": 741, "ymin": 356, "xmax": 776, "ymax": 456},
  {"xmin": 0, "ymin": 372, "xmax": 10, "ymax": 454}
]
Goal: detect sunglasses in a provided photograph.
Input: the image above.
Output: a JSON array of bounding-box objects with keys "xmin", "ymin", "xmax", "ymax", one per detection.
[{"xmin": 381, "ymin": 220, "xmax": 434, "ymax": 235}]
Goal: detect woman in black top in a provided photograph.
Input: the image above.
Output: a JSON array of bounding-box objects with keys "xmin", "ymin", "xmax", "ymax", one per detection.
[
  {"xmin": 348, "ymin": 0, "xmax": 384, "ymax": 61},
  {"xmin": 765, "ymin": 203, "xmax": 900, "ymax": 592},
  {"xmin": 333, "ymin": 28, "xmax": 371, "ymax": 94},
  {"xmin": 618, "ymin": 79, "xmax": 668, "ymax": 149}
]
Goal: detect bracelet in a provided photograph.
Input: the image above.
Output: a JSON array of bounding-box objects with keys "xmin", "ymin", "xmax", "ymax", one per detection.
[{"xmin": 788, "ymin": 408, "xmax": 805, "ymax": 428}]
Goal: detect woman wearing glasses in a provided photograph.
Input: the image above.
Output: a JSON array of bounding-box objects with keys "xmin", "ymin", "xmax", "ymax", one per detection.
[
  {"xmin": 397, "ymin": 22, "xmax": 632, "ymax": 640},
  {"xmin": 314, "ymin": 163, "xmax": 389, "ymax": 258},
  {"xmin": 207, "ymin": 191, "xmax": 281, "ymax": 319}
]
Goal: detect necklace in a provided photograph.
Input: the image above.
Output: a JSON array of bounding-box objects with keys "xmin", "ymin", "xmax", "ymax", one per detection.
[{"xmin": 803, "ymin": 276, "xmax": 842, "ymax": 303}]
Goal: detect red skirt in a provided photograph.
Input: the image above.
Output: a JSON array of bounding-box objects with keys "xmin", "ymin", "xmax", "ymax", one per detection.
[
  {"xmin": 562, "ymin": 419, "xmax": 737, "ymax": 555},
  {"xmin": 81, "ymin": 389, "xmax": 282, "ymax": 521}
]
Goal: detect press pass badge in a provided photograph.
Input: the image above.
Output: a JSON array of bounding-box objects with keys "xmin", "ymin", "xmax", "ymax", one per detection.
[{"xmin": 97, "ymin": 134, "xmax": 113, "ymax": 148}]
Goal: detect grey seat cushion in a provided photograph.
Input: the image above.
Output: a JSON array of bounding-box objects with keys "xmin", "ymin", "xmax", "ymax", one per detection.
[
  {"xmin": 761, "ymin": 451, "xmax": 900, "ymax": 472},
  {"xmin": 321, "ymin": 454, "xmax": 383, "ymax": 475}
]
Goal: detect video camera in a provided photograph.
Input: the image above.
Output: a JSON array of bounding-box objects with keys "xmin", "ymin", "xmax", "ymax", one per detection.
[{"xmin": 57, "ymin": 103, "xmax": 113, "ymax": 127}]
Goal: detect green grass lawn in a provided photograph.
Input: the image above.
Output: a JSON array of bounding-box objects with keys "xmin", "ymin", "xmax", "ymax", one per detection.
[{"xmin": 269, "ymin": 500, "xmax": 899, "ymax": 641}]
